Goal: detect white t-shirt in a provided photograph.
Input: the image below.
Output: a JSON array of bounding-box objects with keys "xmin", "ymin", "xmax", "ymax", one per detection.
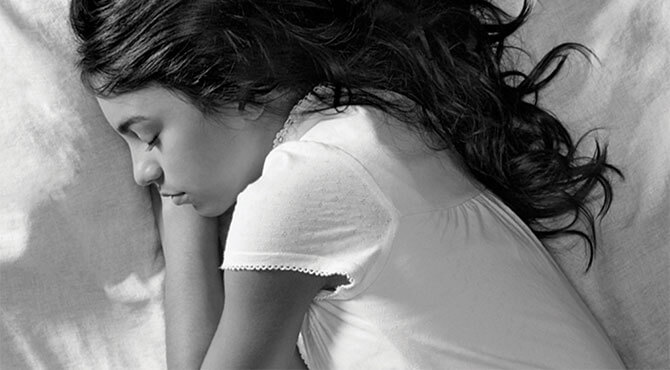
[{"xmin": 222, "ymin": 96, "xmax": 624, "ymax": 369}]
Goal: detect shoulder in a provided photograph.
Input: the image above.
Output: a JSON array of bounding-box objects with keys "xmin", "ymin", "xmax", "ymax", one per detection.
[
  {"xmin": 232, "ymin": 140, "xmax": 398, "ymax": 244},
  {"xmin": 224, "ymin": 140, "xmax": 399, "ymax": 299},
  {"xmin": 238, "ymin": 139, "xmax": 395, "ymax": 216},
  {"xmin": 288, "ymin": 104, "xmax": 483, "ymax": 214}
]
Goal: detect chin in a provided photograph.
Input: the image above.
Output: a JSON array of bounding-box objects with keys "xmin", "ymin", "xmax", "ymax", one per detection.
[{"xmin": 191, "ymin": 203, "xmax": 227, "ymax": 218}]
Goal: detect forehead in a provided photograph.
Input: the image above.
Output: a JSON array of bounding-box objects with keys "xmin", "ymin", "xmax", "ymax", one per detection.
[
  {"xmin": 97, "ymin": 87, "xmax": 182, "ymax": 113},
  {"xmin": 95, "ymin": 87, "xmax": 192, "ymax": 127}
]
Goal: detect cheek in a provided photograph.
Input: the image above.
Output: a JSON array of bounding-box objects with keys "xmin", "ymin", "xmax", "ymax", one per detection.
[
  {"xmin": 163, "ymin": 137, "xmax": 229, "ymax": 187},
  {"xmin": 167, "ymin": 125, "xmax": 266, "ymax": 196},
  {"xmin": 218, "ymin": 138, "xmax": 261, "ymax": 180}
]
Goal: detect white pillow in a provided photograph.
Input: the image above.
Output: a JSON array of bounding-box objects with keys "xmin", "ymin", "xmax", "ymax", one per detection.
[
  {"xmin": 0, "ymin": 1, "xmax": 166, "ymax": 368},
  {"xmin": 518, "ymin": 1, "xmax": 670, "ymax": 368}
]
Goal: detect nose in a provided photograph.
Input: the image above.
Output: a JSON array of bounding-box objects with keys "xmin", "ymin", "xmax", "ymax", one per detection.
[{"xmin": 131, "ymin": 151, "xmax": 163, "ymax": 187}]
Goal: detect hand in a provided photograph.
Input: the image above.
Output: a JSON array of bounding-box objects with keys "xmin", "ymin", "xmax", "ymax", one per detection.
[
  {"xmin": 149, "ymin": 186, "xmax": 224, "ymax": 369},
  {"xmin": 150, "ymin": 186, "xmax": 218, "ymax": 258},
  {"xmin": 151, "ymin": 186, "xmax": 234, "ymax": 258}
]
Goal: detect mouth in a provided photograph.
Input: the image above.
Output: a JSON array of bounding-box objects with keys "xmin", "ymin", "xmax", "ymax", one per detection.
[
  {"xmin": 160, "ymin": 191, "xmax": 184, "ymax": 197},
  {"xmin": 160, "ymin": 192, "xmax": 191, "ymax": 206}
]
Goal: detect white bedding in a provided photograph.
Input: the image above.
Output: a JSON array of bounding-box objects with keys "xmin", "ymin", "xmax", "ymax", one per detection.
[
  {"xmin": 0, "ymin": 0, "xmax": 667, "ymax": 369},
  {"xmin": 518, "ymin": 1, "xmax": 669, "ymax": 368},
  {"xmin": 1, "ymin": 1, "xmax": 166, "ymax": 368}
]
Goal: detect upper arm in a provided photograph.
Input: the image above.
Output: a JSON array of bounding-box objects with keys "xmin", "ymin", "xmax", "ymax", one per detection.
[
  {"xmin": 201, "ymin": 269, "xmax": 327, "ymax": 369},
  {"xmin": 202, "ymin": 142, "xmax": 394, "ymax": 368}
]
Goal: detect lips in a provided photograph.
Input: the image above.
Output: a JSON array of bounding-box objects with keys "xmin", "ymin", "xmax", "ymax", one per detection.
[
  {"xmin": 170, "ymin": 193, "xmax": 190, "ymax": 206},
  {"xmin": 160, "ymin": 192, "xmax": 190, "ymax": 206}
]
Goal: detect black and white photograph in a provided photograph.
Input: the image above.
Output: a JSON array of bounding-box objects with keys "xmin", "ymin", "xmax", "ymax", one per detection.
[{"xmin": 1, "ymin": 0, "xmax": 668, "ymax": 369}]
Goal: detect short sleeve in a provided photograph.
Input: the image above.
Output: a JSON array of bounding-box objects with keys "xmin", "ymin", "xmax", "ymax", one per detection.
[{"xmin": 221, "ymin": 140, "xmax": 397, "ymax": 300}]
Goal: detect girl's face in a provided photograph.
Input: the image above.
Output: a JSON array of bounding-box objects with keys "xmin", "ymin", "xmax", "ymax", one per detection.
[{"xmin": 97, "ymin": 86, "xmax": 282, "ymax": 217}]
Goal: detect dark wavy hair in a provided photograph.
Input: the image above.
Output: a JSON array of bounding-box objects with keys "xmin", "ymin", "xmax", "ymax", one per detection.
[{"xmin": 70, "ymin": 0, "xmax": 621, "ymax": 269}]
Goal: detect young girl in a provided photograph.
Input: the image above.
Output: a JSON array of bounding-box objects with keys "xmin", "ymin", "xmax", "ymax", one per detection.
[{"xmin": 71, "ymin": 0, "xmax": 625, "ymax": 368}]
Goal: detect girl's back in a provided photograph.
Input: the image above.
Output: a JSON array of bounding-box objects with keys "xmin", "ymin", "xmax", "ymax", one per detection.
[
  {"xmin": 71, "ymin": 0, "xmax": 625, "ymax": 367},
  {"xmin": 222, "ymin": 91, "xmax": 624, "ymax": 368}
]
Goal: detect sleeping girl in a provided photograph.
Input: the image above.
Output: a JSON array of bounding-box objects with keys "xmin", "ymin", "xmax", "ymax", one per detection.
[{"xmin": 70, "ymin": 0, "xmax": 625, "ymax": 368}]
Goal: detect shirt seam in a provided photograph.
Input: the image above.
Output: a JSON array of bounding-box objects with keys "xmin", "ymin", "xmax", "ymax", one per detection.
[
  {"xmin": 399, "ymin": 190, "xmax": 486, "ymax": 218},
  {"xmin": 283, "ymin": 139, "xmax": 401, "ymax": 300}
]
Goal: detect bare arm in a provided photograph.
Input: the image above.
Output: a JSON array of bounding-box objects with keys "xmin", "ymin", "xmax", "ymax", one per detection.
[
  {"xmin": 201, "ymin": 269, "xmax": 329, "ymax": 369},
  {"xmin": 150, "ymin": 187, "xmax": 225, "ymax": 369}
]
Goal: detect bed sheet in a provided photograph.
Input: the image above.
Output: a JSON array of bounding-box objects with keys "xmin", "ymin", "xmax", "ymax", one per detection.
[
  {"xmin": 0, "ymin": 0, "xmax": 667, "ymax": 369},
  {"xmin": 515, "ymin": 1, "xmax": 669, "ymax": 368},
  {"xmin": 0, "ymin": 0, "xmax": 166, "ymax": 368}
]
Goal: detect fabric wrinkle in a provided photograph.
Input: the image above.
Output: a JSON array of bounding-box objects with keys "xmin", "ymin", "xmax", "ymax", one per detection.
[{"xmin": 220, "ymin": 89, "xmax": 625, "ymax": 369}]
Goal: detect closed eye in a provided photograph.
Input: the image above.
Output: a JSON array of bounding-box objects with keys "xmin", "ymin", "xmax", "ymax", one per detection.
[{"xmin": 146, "ymin": 136, "xmax": 159, "ymax": 151}]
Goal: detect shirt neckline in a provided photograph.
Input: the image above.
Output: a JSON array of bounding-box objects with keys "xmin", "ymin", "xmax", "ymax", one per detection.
[{"xmin": 272, "ymin": 85, "xmax": 333, "ymax": 149}]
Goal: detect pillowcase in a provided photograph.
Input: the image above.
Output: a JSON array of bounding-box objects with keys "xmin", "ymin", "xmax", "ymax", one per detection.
[
  {"xmin": 517, "ymin": 1, "xmax": 670, "ymax": 368},
  {"xmin": 0, "ymin": 1, "xmax": 166, "ymax": 368}
]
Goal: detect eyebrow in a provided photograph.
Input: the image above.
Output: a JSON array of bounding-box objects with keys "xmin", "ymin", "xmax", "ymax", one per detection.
[{"xmin": 116, "ymin": 116, "xmax": 149, "ymax": 134}]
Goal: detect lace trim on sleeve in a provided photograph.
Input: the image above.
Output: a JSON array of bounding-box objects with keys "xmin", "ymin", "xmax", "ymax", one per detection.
[
  {"xmin": 222, "ymin": 263, "xmax": 354, "ymax": 301},
  {"xmin": 296, "ymin": 335, "xmax": 313, "ymax": 370}
]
